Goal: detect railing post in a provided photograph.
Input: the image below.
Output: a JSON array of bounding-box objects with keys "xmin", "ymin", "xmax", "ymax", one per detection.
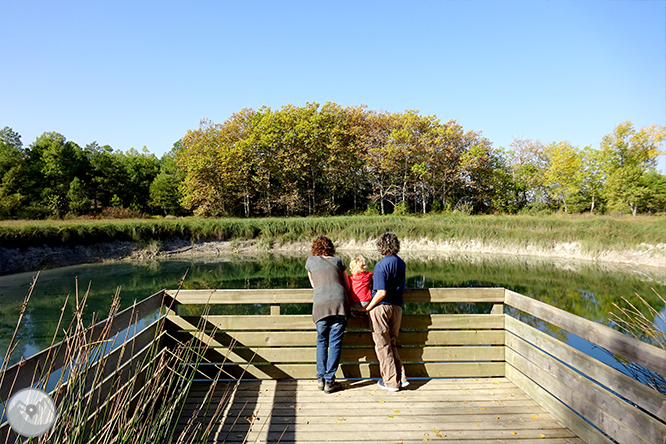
[
  {"xmin": 491, "ymin": 303, "xmax": 504, "ymax": 314},
  {"xmin": 270, "ymin": 304, "xmax": 281, "ymax": 315}
]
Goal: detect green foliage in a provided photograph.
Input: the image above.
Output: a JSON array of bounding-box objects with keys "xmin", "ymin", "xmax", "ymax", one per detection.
[
  {"xmin": 392, "ymin": 200, "xmax": 408, "ymax": 215},
  {"xmin": 600, "ymin": 122, "xmax": 666, "ymax": 216},
  {"xmin": 67, "ymin": 177, "xmax": 91, "ymax": 214},
  {"xmin": 2, "ymin": 117, "xmax": 665, "ymax": 220}
]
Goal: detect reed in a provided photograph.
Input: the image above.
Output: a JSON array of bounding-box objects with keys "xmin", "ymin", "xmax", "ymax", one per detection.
[
  {"xmin": 0, "ymin": 274, "xmax": 244, "ymax": 443},
  {"xmin": 1, "ymin": 214, "xmax": 664, "ymax": 256},
  {"xmin": 609, "ymin": 289, "xmax": 666, "ymax": 394}
]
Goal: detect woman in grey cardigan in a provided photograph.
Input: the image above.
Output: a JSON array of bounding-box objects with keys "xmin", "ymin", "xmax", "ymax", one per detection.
[{"xmin": 305, "ymin": 236, "xmax": 350, "ymax": 394}]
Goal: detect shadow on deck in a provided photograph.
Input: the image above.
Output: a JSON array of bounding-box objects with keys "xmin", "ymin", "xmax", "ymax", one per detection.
[{"xmin": 1, "ymin": 288, "xmax": 665, "ymax": 444}]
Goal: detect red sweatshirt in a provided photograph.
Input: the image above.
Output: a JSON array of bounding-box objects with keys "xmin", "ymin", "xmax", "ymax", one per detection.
[{"xmin": 348, "ymin": 272, "xmax": 373, "ymax": 302}]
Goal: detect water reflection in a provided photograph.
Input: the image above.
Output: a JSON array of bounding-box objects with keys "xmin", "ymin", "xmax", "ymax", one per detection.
[{"xmin": 1, "ymin": 252, "xmax": 664, "ymax": 367}]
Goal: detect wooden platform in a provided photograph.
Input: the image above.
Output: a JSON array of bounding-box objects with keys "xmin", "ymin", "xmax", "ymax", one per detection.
[{"xmin": 177, "ymin": 378, "xmax": 584, "ymax": 444}]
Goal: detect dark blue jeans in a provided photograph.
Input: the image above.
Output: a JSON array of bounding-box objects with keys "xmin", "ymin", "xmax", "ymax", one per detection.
[{"xmin": 315, "ymin": 315, "xmax": 347, "ymax": 382}]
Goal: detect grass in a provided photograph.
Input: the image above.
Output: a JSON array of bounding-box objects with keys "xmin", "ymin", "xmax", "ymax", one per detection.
[
  {"xmin": 0, "ymin": 213, "xmax": 665, "ymax": 256},
  {"xmin": 0, "ymin": 273, "xmax": 244, "ymax": 443},
  {"xmin": 609, "ymin": 289, "xmax": 666, "ymax": 394}
]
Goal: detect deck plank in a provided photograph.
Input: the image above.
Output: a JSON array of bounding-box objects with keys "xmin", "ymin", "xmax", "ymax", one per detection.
[{"xmin": 174, "ymin": 378, "xmax": 585, "ymax": 443}]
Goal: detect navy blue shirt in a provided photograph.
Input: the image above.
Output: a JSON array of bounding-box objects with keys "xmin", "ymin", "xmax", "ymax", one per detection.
[{"xmin": 372, "ymin": 254, "xmax": 406, "ymax": 307}]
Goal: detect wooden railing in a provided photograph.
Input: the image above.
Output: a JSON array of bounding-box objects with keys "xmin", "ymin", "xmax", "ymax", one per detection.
[
  {"xmin": 165, "ymin": 288, "xmax": 506, "ymax": 381},
  {"xmin": 2, "ymin": 287, "xmax": 665, "ymax": 444},
  {"xmin": 503, "ymin": 290, "xmax": 666, "ymax": 444}
]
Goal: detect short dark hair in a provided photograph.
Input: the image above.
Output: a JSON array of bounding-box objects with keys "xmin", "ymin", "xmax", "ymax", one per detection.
[
  {"xmin": 377, "ymin": 232, "xmax": 400, "ymax": 255},
  {"xmin": 311, "ymin": 236, "xmax": 335, "ymax": 256}
]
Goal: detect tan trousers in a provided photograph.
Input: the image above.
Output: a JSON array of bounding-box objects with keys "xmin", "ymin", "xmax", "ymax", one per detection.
[{"xmin": 368, "ymin": 304, "xmax": 407, "ymax": 389}]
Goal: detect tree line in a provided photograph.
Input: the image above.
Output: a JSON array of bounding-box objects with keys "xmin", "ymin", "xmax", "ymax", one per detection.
[
  {"xmin": 179, "ymin": 103, "xmax": 665, "ymax": 217},
  {"xmin": 0, "ymin": 128, "xmax": 185, "ymax": 219},
  {"xmin": 1, "ymin": 102, "xmax": 664, "ymax": 220}
]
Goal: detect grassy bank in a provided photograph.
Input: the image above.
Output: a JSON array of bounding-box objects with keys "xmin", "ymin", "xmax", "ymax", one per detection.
[{"xmin": 1, "ymin": 214, "xmax": 665, "ymax": 255}]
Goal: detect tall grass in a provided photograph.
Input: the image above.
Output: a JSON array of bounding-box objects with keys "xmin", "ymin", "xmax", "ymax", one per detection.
[
  {"xmin": 1, "ymin": 214, "xmax": 665, "ymax": 255},
  {"xmin": 0, "ymin": 275, "xmax": 244, "ymax": 443},
  {"xmin": 609, "ymin": 289, "xmax": 666, "ymax": 394}
]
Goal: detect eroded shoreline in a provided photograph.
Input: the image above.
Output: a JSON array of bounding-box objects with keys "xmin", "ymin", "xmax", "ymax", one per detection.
[{"xmin": 2, "ymin": 237, "xmax": 665, "ymax": 276}]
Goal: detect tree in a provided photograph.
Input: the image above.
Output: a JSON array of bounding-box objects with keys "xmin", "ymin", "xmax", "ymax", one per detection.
[
  {"xmin": 67, "ymin": 177, "xmax": 91, "ymax": 214},
  {"xmin": 28, "ymin": 132, "xmax": 88, "ymax": 218},
  {"xmin": 507, "ymin": 138, "xmax": 549, "ymax": 210},
  {"xmin": 85, "ymin": 142, "xmax": 127, "ymax": 209},
  {"xmin": 365, "ymin": 111, "xmax": 400, "ymax": 214},
  {"xmin": 428, "ymin": 120, "xmax": 466, "ymax": 212},
  {"xmin": 579, "ymin": 147, "xmax": 605, "ymax": 213},
  {"xmin": 600, "ymin": 122, "xmax": 666, "ymax": 216},
  {"xmin": 120, "ymin": 147, "xmax": 160, "ymax": 212},
  {"xmin": 179, "ymin": 112, "xmax": 257, "ymax": 216},
  {"xmin": 149, "ymin": 140, "xmax": 187, "ymax": 216},
  {"xmin": 543, "ymin": 141, "xmax": 583, "ymax": 213},
  {"xmin": 0, "ymin": 127, "xmax": 24, "ymax": 218},
  {"xmin": 636, "ymin": 169, "xmax": 666, "ymax": 213},
  {"xmin": 457, "ymin": 130, "xmax": 497, "ymax": 213}
]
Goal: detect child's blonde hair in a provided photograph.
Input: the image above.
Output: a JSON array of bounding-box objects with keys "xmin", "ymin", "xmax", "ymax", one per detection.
[{"xmin": 349, "ymin": 256, "xmax": 368, "ymax": 275}]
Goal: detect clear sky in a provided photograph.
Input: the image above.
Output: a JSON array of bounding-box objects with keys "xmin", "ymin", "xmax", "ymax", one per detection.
[{"xmin": 1, "ymin": 0, "xmax": 665, "ymax": 171}]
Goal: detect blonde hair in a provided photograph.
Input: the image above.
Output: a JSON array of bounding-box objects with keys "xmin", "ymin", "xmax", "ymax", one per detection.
[{"xmin": 349, "ymin": 256, "xmax": 368, "ymax": 275}]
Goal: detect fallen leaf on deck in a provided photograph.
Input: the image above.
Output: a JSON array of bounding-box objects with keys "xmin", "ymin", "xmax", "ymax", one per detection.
[
  {"xmin": 540, "ymin": 434, "xmax": 546, "ymax": 438},
  {"xmin": 466, "ymin": 409, "xmax": 473, "ymax": 412},
  {"xmin": 433, "ymin": 430, "xmax": 440, "ymax": 433},
  {"xmin": 480, "ymin": 407, "xmax": 486, "ymax": 410},
  {"xmin": 511, "ymin": 431, "xmax": 517, "ymax": 435},
  {"xmin": 531, "ymin": 415, "xmax": 539, "ymax": 419},
  {"xmin": 379, "ymin": 400, "xmax": 386, "ymax": 403},
  {"xmin": 388, "ymin": 415, "xmax": 394, "ymax": 418},
  {"xmin": 394, "ymin": 410, "xmax": 400, "ymax": 413}
]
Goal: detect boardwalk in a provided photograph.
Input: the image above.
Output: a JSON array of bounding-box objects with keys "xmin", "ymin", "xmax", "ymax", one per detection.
[{"xmin": 178, "ymin": 378, "xmax": 583, "ymax": 443}]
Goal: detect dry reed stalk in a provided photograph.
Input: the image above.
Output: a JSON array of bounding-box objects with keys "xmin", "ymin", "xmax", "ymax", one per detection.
[{"xmin": 1, "ymin": 270, "xmax": 245, "ymax": 444}]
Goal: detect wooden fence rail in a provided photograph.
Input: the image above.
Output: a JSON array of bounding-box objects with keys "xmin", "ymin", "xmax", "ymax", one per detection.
[{"xmin": 1, "ymin": 287, "xmax": 665, "ymax": 444}]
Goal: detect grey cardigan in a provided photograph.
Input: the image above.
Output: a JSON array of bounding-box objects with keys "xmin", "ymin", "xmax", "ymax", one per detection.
[{"xmin": 305, "ymin": 255, "xmax": 349, "ymax": 323}]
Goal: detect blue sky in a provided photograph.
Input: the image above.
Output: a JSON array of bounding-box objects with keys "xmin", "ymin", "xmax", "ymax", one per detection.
[{"xmin": 1, "ymin": 1, "xmax": 664, "ymax": 171}]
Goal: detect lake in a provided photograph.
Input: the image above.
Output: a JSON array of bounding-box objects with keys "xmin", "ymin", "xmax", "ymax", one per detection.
[{"xmin": 1, "ymin": 252, "xmax": 665, "ymax": 370}]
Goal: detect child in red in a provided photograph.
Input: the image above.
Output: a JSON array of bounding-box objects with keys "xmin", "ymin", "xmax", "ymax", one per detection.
[{"xmin": 348, "ymin": 256, "xmax": 373, "ymax": 313}]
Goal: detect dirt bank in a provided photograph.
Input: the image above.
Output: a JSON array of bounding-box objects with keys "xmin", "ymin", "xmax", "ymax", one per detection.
[{"xmin": 2, "ymin": 237, "xmax": 664, "ymax": 275}]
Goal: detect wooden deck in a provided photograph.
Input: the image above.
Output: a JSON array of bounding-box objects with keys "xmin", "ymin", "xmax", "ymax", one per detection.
[
  {"xmin": 178, "ymin": 378, "xmax": 583, "ymax": 443},
  {"xmin": 3, "ymin": 287, "xmax": 665, "ymax": 444}
]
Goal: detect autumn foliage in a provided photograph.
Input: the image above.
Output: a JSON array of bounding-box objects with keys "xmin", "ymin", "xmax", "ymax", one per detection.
[
  {"xmin": 178, "ymin": 103, "xmax": 665, "ymax": 217},
  {"xmin": 179, "ymin": 103, "xmax": 503, "ymax": 217}
]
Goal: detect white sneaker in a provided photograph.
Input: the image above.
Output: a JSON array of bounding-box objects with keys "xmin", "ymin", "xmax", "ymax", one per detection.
[
  {"xmin": 401, "ymin": 381, "xmax": 410, "ymax": 388},
  {"xmin": 377, "ymin": 379, "xmax": 399, "ymax": 392}
]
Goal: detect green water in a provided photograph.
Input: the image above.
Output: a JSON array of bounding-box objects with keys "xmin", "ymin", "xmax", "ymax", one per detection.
[{"xmin": 1, "ymin": 252, "xmax": 665, "ymax": 368}]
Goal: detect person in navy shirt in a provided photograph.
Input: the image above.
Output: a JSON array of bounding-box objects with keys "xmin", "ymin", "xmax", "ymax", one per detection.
[{"xmin": 361, "ymin": 232, "xmax": 409, "ymax": 391}]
